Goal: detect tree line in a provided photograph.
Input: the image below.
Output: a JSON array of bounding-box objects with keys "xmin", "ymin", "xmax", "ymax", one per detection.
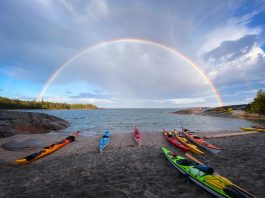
[
  {"xmin": 0, "ymin": 96, "xmax": 97, "ymax": 109},
  {"xmin": 246, "ymin": 89, "xmax": 265, "ymax": 116}
]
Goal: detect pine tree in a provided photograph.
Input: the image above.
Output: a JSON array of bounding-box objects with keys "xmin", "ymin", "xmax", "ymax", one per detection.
[{"xmin": 247, "ymin": 89, "xmax": 265, "ymax": 116}]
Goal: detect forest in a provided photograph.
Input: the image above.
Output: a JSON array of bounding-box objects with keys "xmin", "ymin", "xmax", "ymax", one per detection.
[
  {"xmin": 0, "ymin": 96, "xmax": 97, "ymax": 109},
  {"xmin": 246, "ymin": 89, "xmax": 265, "ymax": 116}
]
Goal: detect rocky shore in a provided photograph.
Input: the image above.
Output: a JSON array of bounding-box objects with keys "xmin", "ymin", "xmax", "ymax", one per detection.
[
  {"xmin": 173, "ymin": 105, "xmax": 265, "ymax": 120},
  {"xmin": 0, "ymin": 111, "xmax": 70, "ymax": 138}
]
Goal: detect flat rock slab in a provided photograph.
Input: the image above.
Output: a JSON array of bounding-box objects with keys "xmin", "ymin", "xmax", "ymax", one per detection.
[
  {"xmin": 0, "ymin": 111, "xmax": 70, "ymax": 138},
  {"xmin": 1, "ymin": 139, "xmax": 44, "ymax": 151}
]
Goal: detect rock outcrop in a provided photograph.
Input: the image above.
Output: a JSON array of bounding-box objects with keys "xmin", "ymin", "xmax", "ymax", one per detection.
[{"xmin": 0, "ymin": 111, "xmax": 70, "ymax": 138}]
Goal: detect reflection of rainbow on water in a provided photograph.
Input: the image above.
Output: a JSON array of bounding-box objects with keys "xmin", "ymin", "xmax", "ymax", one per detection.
[{"xmin": 37, "ymin": 38, "xmax": 224, "ymax": 106}]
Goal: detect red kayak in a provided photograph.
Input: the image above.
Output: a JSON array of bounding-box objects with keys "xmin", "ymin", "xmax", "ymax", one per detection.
[
  {"xmin": 163, "ymin": 130, "xmax": 189, "ymax": 152},
  {"xmin": 134, "ymin": 127, "xmax": 142, "ymax": 145},
  {"xmin": 183, "ymin": 129, "xmax": 221, "ymax": 154}
]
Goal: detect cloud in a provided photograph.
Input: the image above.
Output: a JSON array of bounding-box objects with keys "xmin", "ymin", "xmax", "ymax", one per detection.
[
  {"xmin": 153, "ymin": 98, "xmax": 206, "ymax": 105},
  {"xmin": 0, "ymin": 89, "xmax": 3, "ymax": 91},
  {"xmin": 199, "ymin": 8, "xmax": 263, "ymax": 55},
  {"xmin": 42, "ymin": 96, "xmax": 214, "ymax": 108},
  {"xmin": 206, "ymin": 45, "xmax": 265, "ymax": 86},
  {"xmin": 204, "ymin": 35, "xmax": 257, "ymax": 64},
  {"xmin": 68, "ymin": 92, "xmax": 109, "ymax": 99},
  {"xmin": 44, "ymin": 96, "xmax": 117, "ymax": 106}
]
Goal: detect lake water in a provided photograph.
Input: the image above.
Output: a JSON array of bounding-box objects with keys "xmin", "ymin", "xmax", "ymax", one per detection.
[{"xmin": 21, "ymin": 109, "xmax": 264, "ymax": 136}]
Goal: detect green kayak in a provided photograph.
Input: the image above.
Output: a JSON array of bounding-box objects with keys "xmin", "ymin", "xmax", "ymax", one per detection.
[{"xmin": 161, "ymin": 146, "xmax": 254, "ymax": 198}]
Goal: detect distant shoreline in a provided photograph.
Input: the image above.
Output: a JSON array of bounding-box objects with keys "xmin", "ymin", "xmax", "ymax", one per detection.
[{"xmin": 172, "ymin": 105, "xmax": 265, "ymax": 120}]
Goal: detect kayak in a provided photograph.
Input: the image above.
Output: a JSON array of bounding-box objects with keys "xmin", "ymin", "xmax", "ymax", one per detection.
[
  {"xmin": 240, "ymin": 127, "xmax": 265, "ymax": 132},
  {"xmin": 174, "ymin": 130, "xmax": 204, "ymax": 155},
  {"xmin": 183, "ymin": 129, "xmax": 221, "ymax": 154},
  {"xmin": 240, "ymin": 127, "xmax": 255, "ymax": 131},
  {"xmin": 161, "ymin": 146, "xmax": 255, "ymax": 198},
  {"xmin": 133, "ymin": 127, "xmax": 142, "ymax": 145},
  {"xmin": 256, "ymin": 128, "xmax": 265, "ymax": 132},
  {"xmin": 16, "ymin": 131, "xmax": 80, "ymax": 165},
  {"xmin": 163, "ymin": 130, "xmax": 189, "ymax": 152},
  {"xmin": 99, "ymin": 131, "xmax": 110, "ymax": 152}
]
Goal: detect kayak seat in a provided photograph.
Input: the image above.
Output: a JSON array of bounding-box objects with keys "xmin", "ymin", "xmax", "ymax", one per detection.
[
  {"xmin": 103, "ymin": 135, "xmax": 109, "ymax": 138},
  {"xmin": 176, "ymin": 159, "xmax": 197, "ymax": 166},
  {"xmin": 25, "ymin": 150, "xmax": 44, "ymax": 161},
  {"xmin": 194, "ymin": 164, "xmax": 214, "ymax": 174},
  {"xmin": 44, "ymin": 144, "xmax": 56, "ymax": 149},
  {"xmin": 66, "ymin": 135, "xmax": 75, "ymax": 142}
]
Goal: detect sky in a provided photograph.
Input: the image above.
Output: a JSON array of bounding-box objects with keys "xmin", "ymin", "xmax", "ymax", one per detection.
[{"xmin": 0, "ymin": 0, "xmax": 265, "ymax": 108}]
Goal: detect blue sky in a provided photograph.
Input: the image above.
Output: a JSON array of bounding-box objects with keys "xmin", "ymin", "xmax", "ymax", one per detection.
[{"xmin": 0, "ymin": 0, "xmax": 265, "ymax": 108}]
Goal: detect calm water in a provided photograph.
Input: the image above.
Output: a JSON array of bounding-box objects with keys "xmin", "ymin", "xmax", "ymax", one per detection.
[{"xmin": 20, "ymin": 109, "xmax": 264, "ymax": 136}]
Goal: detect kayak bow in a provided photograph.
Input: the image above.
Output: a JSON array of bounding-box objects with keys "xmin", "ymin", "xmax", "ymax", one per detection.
[
  {"xmin": 99, "ymin": 131, "xmax": 110, "ymax": 152},
  {"xmin": 163, "ymin": 130, "xmax": 189, "ymax": 152}
]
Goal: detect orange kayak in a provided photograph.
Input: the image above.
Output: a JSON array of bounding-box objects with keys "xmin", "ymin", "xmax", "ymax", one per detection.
[{"xmin": 16, "ymin": 131, "xmax": 80, "ymax": 165}]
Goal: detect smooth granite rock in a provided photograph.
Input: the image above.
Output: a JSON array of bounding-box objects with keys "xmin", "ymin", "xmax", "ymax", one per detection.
[{"xmin": 0, "ymin": 111, "xmax": 70, "ymax": 138}]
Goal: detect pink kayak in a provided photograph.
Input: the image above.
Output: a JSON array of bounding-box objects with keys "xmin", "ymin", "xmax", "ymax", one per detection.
[{"xmin": 134, "ymin": 127, "xmax": 142, "ymax": 145}]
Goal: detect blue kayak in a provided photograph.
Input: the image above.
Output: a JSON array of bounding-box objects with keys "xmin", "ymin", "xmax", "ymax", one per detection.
[{"xmin": 99, "ymin": 131, "xmax": 110, "ymax": 152}]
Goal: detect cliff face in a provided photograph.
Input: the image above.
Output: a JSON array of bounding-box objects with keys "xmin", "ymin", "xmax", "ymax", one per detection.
[{"xmin": 0, "ymin": 111, "xmax": 70, "ymax": 138}]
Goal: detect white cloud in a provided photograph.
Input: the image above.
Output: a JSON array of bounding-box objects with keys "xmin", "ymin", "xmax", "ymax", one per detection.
[
  {"xmin": 199, "ymin": 25, "xmax": 262, "ymax": 55},
  {"xmin": 199, "ymin": 8, "xmax": 264, "ymax": 55},
  {"xmin": 44, "ymin": 96, "xmax": 116, "ymax": 105},
  {"xmin": 59, "ymin": 0, "xmax": 109, "ymax": 22},
  {"xmin": 206, "ymin": 46, "xmax": 265, "ymax": 85},
  {"xmin": 156, "ymin": 98, "xmax": 206, "ymax": 105}
]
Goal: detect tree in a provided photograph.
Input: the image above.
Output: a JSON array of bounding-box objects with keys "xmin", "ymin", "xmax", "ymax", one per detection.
[{"xmin": 246, "ymin": 89, "xmax": 265, "ymax": 116}]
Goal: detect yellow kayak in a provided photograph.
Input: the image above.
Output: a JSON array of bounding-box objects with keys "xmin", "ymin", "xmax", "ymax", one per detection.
[
  {"xmin": 16, "ymin": 132, "xmax": 80, "ymax": 165},
  {"xmin": 174, "ymin": 131, "xmax": 204, "ymax": 155},
  {"xmin": 240, "ymin": 127, "xmax": 265, "ymax": 132},
  {"xmin": 240, "ymin": 127, "xmax": 255, "ymax": 131},
  {"xmin": 256, "ymin": 128, "xmax": 265, "ymax": 132}
]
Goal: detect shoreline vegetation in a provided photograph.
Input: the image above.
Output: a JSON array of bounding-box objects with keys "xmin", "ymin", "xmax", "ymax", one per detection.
[{"xmin": 0, "ymin": 96, "xmax": 97, "ymax": 110}]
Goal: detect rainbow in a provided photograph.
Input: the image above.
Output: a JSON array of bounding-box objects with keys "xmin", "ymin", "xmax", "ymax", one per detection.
[{"xmin": 37, "ymin": 38, "xmax": 223, "ymax": 106}]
